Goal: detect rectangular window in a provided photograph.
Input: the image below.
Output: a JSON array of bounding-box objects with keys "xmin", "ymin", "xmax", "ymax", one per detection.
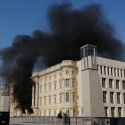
[
  {"xmin": 104, "ymin": 66, "xmax": 106, "ymax": 75},
  {"xmin": 122, "ymin": 80, "xmax": 125, "ymax": 89},
  {"xmin": 114, "ymin": 68, "xmax": 116, "ymax": 76},
  {"xmin": 65, "ymin": 79, "xmax": 70, "ymax": 87},
  {"xmin": 59, "ymin": 81, "xmax": 62, "ymax": 88},
  {"xmin": 44, "ymin": 110, "xmax": 46, "ymax": 116},
  {"xmin": 107, "ymin": 67, "xmax": 109, "ymax": 75},
  {"xmin": 44, "ymin": 84, "xmax": 47, "ymax": 92},
  {"xmin": 117, "ymin": 68, "xmax": 119, "ymax": 76},
  {"xmin": 116, "ymin": 80, "xmax": 119, "ymax": 89},
  {"xmin": 54, "ymin": 95, "xmax": 56, "ymax": 103},
  {"xmin": 111, "ymin": 107, "xmax": 115, "ymax": 117},
  {"xmin": 66, "ymin": 70, "xmax": 69, "ymax": 74},
  {"xmin": 60, "ymin": 95, "xmax": 62, "ymax": 103},
  {"xmin": 48, "ymin": 95, "xmax": 51, "ymax": 104},
  {"xmin": 66, "ymin": 92, "xmax": 70, "ymax": 102},
  {"xmin": 49, "ymin": 84, "xmax": 51, "ymax": 91},
  {"xmin": 54, "ymin": 83, "xmax": 56, "ymax": 90},
  {"xmin": 110, "ymin": 92, "xmax": 114, "ymax": 103},
  {"xmin": 123, "ymin": 93, "xmax": 125, "ymax": 104},
  {"xmin": 118, "ymin": 107, "xmax": 121, "ymax": 117},
  {"xmin": 121, "ymin": 69, "xmax": 122, "ymax": 77},
  {"xmin": 44, "ymin": 96, "xmax": 46, "ymax": 105},
  {"xmin": 111, "ymin": 67, "xmax": 113, "ymax": 76},
  {"xmin": 100, "ymin": 65, "xmax": 102, "ymax": 74},
  {"xmin": 117, "ymin": 92, "xmax": 120, "ymax": 104},
  {"xmin": 104, "ymin": 107, "xmax": 108, "ymax": 117},
  {"xmin": 109, "ymin": 79, "xmax": 113, "ymax": 88},
  {"xmin": 102, "ymin": 78, "xmax": 106, "ymax": 88},
  {"xmin": 103, "ymin": 91, "xmax": 107, "ymax": 103},
  {"xmin": 49, "ymin": 109, "xmax": 51, "ymax": 116}
]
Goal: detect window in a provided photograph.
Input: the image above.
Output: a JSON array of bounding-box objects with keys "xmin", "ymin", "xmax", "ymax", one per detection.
[
  {"xmin": 117, "ymin": 68, "xmax": 119, "ymax": 76},
  {"xmin": 100, "ymin": 65, "xmax": 102, "ymax": 74},
  {"xmin": 49, "ymin": 109, "xmax": 51, "ymax": 116},
  {"xmin": 48, "ymin": 95, "xmax": 51, "ymax": 104},
  {"xmin": 111, "ymin": 67, "xmax": 113, "ymax": 76},
  {"xmin": 72, "ymin": 80, "xmax": 74, "ymax": 87},
  {"xmin": 116, "ymin": 80, "xmax": 119, "ymax": 89},
  {"xmin": 54, "ymin": 83, "xmax": 56, "ymax": 90},
  {"xmin": 109, "ymin": 79, "xmax": 113, "ymax": 88},
  {"xmin": 54, "ymin": 110, "xmax": 56, "ymax": 116},
  {"xmin": 110, "ymin": 92, "xmax": 114, "ymax": 103},
  {"xmin": 104, "ymin": 107, "xmax": 108, "ymax": 117},
  {"xmin": 49, "ymin": 84, "xmax": 51, "ymax": 91},
  {"xmin": 103, "ymin": 91, "xmax": 107, "ymax": 103},
  {"xmin": 107, "ymin": 67, "xmax": 109, "ymax": 75},
  {"xmin": 65, "ymin": 79, "xmax": 70, "ymax": 87},
  {"xmin": 66, "ymin": 92, "xmax": 70, "ymax": 102},
  {"xmin": 39, "ymin": 97, "xmax": 42, "ymax": 106},
  {"xmin": 122, "ymin": 81, "xmax": 125, "ymax": 89},
  {"xmin": 59, "ymin": 81, "xmax": 62, "ymax": 88},
  {"xmin": 111, "ymin": 107, "xmax": 115, "ymax": 117},
  {"xmin": 120, "ymin": 69, "xmax": 122, "ymax": 77},
  {"xmin": 118, "ymin": 107, "xmax": 121, "ymax": 117},
  {"xmin": 102, "ymin": 78, "xmax": 106, "ymax": 88},
  {"xmin": 104, "ymin": 66, "xmax": 106, "ymax": 75},
  {"xmin": 44, "ymin": 96, "xmax": 46, "ymax": 105},
  {"xmin": 117, "ymin": 92, "xmax": 120, "ymax": 104},
  {"xmin": 45, "ymin": 77, "xmax": 46, "ymax": 81},
  {"xmin": 44, "ymin": 110, "xmax": 46, "ymax": 116},
  {"xmin": 60, "ymin": 95, "xmax": 62, "ymax": 103},
  {"xmin": 114, "ymin": 68, "xmax": 116, "ymax": 76},
  {"xmin": 66, "ymin": 70, "xmax": 69, "ymax": 74},
  {"xmin": 44, "ymin": 84, "xmax": 47, "ymax": 92},
  {"xmin": 123, "ymin": 93, "xmax": 125, "ymax": 104},
  {"xmin": 54, "ymin": 95, "xmax": 56, "ymax": 103}
]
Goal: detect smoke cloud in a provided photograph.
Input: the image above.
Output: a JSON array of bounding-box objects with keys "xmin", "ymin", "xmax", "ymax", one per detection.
[{"xmin": 0, "ymin": 3, "xmax": 124, "ymax": 113}]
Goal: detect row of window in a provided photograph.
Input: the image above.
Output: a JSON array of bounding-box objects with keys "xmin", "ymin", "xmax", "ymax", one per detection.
[
  {"xmin": 98, "ymin": 65, "xmax": 125, "ymax": 77},
  {"xmin": 103, "ymin": 91, "xmax": 125, "ymax": 104},
  {"xmin": 104, "ymin": 107, "xmax": 122, "ymax": 117},
  {"xmin": 102, "ymin": 78, "xmax": 125, "ymax": 89},
  {"xmin": 39, "ymin": 92, "xmax": 75, "ymax": 105},
  {"xmin": 39, "ymin": 79, "xmax": 75, "ymax": 93},
  {"xmin": 40, "ymin": 68, "xmax": 76, "ymax": 82}
]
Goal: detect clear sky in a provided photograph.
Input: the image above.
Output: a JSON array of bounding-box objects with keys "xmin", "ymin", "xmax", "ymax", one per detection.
[{"xmin": 0, "ymin": 0, "xmax": 125, "ymax": 48}]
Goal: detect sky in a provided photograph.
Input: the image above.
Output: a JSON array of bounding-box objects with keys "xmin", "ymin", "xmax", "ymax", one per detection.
[{"xmin": 0, "ymin": 0, "xmax": 125, "ymax": 48}]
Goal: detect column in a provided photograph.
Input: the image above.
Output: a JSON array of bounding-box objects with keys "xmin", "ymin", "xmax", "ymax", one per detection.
[
  {"xmin": 35, "ymin": 80, "xmax": 39, "ymax": 107},
  {"xmin": 32, "ymin": 85, "xmax": 35, "ymax": 107}
]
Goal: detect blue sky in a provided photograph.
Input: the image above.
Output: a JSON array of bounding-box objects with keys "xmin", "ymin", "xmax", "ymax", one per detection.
[{"xmin": 0, "ymin": 0, "xmax": 125, "ymax": 48}]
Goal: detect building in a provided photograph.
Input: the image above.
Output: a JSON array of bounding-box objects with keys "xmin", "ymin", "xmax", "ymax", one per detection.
[
  {"xmin": 32, "ymin": 44, "xmax": 125, "ymax": 117},
  {"xmin": 0, "ymin": 84, "xmax": 9, "ymax": 112}
]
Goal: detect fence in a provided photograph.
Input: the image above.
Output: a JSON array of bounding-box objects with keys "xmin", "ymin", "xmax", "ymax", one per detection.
[{"xmin": 10, "ymin": 116, "xmax": 125, "ymax": 125}]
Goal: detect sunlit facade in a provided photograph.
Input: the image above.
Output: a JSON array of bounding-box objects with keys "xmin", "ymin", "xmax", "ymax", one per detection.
[{"xmin": 32, "ymin": 45, "xmax": 125, "ymax": 117}]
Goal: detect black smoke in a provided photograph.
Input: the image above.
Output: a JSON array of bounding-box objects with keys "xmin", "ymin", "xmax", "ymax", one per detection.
[{"xmin": 0, "ymin": 3, "xmax": 124, "ymax": 113}]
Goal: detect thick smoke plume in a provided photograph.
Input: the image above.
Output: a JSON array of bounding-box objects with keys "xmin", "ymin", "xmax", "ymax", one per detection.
[{"xmin": 0, "ymin": 3, "xmax": 124, "ymax": 113}]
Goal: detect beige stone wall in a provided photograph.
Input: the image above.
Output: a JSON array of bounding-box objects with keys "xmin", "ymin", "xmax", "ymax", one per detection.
[{"xmin": 32, "ymin": 60, "xmax": 78, "ymax": 116}]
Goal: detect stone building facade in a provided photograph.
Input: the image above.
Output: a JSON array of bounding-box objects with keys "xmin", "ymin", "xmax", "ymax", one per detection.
[{"xmin": 32, "ymin": 45, "xmax": 125, "ymax": 117}]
